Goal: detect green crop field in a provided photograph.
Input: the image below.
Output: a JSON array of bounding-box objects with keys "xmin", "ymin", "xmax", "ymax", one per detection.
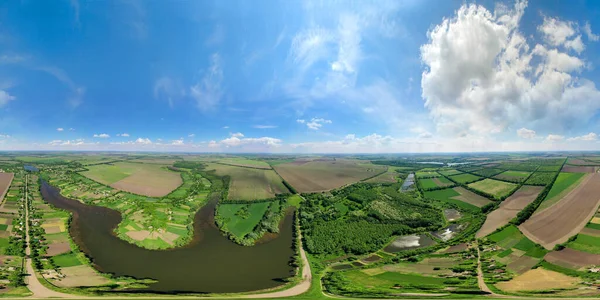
[
  {"xmin": 468, "ymin": 178, "xmax": 517, "ymax": 198},
  {"xmin": 418, "ymin": 178, "xmax": 437, "ymax": 189},
  {"xmin": 216, "ymin": 157, "xmax": 272, "ymax": 169},
  {"xmin": 535, "ymin": 172, "xmax": 585, "ymax": 212},
  {"xmin": 52, "ymin": 252, "xmax": 83, "ymax": 268},
  {"xmin": 494, "ymin": 170, "xmax": 531, "ymax": 182},
  {"xmin": 216, "ymin": 202, "xmax": 270, "ymax": 238},
  {"xmin": 438, "ymin": 169, "xmax": 462, "ymax": 176},
  {"xmin": 423, "ymin": 188, "xmax": 479, "ymax": 212},
  {"xmin": 449, "ymin": 173, "xmax": 481, "ymax": 184},
  {"xmin": 568, "ymin": 234, "xmax": 600, "ymax": 254}
]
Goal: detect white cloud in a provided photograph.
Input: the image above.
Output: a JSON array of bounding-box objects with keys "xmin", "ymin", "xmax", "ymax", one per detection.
[
  {"xmin": 420, "ymin": 1, "xmax": 600, "ymax": 138},
  {"xmin": 190, "ymin": 53, "xmax": 223, "ymax": 111},
  {"xmin": 567, "ymin": 132, "xmax": 598, "ymax": 141},
  {"xmin": 0, "ymin": 134, "xmax": 10, "ymax": 138},
  {"xmin": 116, "ymin": 133, "xmax": 130, "ymax": 137},
  {"xmin": 538, "ymin": 16, "xmax": 582, "ymax": 51},
  {"xmin": 517, "ymin": 128, "xmax": 536, "ymax": 139},
  {"xmin": 135, "ymin": 138, "xmax": 152, "ymax": 144},
  {"xmin": 253, "ymin": 125, "xmax": 277, "ymax": 129},
  {"xmin": 410, "ymin": 126, "xmax": 433, "ymax": 139},
  {"xmin": 222, "ymin": 126, "xmax": 229, "ymax": 129},
  {"xmin": 48, "ymin": 138, "xmax": 88, "ymax": 146},
  {"xmin": 231, "ymin": 132, "xmax": 244, "ymax": 138},
  {"xmin": 56, "ymin": 128, "xmax": 64, "ymax": 132},
  {"xmin": 188, "ymin": 133, "xmax": 195, "ymax": 137},
  {"xmin": 0, "ymin": 90, "xmax": 15, "ymax": 107},
  {"xmin": 217, "ymin": 136, "xmax": 282, "ymax": 148},
  {"xmin": 93, "ymin": 133, "xmax": 110, "ymax": 138},
  {"xmin": 545, "ymin": 134, "xmax": 564, "ymax": 142},
  {"xmin": 171, "ymin": 139, "xmax": 184, "ymax": 145},
  {"xmin": 300, "ymin": 118, "xmax": 332, "ymax": 130},
  {"xmin": 583, "ymin": 22, "xmax": 599, "ymax": 42},
  {"xmin": 69, "ymin": 128, "xmax": 75, "ymax": 131}
]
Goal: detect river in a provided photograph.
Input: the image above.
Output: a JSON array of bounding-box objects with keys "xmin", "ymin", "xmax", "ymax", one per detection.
[{"xmin": 40, "ymin": 181, "xmax": 295, "ymax": 293}]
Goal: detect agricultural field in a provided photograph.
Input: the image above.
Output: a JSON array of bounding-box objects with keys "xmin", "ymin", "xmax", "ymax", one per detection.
[
  {"xmin": 437, "ymin": 169, "xmax": 462, "ymax": 176},
  {"xmin": 472, "ymin": 168, "xmax": 504, "ymax": 177},
  {"xmin": 417, "ymin": 176, "xmax": 453, "ymax": 189},
  {"xmin": 81, "ymin": 162, "xmax": 182, "ymax": 197},
  {"xmin": 484, "ymin": 225, "xmax": 548, "ymax": 275},
  {"xmin": 535, "ymin": 172, "xmax": 585, "ymax": 213},
  {"xmin": 477, "ymin": 186, "xmax": 543, "ymax": 238},
  {"xmin": 448, "ymin": 173, "xmax": 482, "ymax": 184},
  {"xmin": 524, "ymin": 171, "xmax": 557, "ymax": 185},
  {"xmin": 494, "ymin": 170, "xmax": 531, "ymax": 183},
  {"xmin": 273, "ymin": 159, "xmax": 386, "ymax": 193},
  {"xmin": 424, "ymin": 186, "xmax": 492, "ymax": 211},
  {"xmin": 520, "ymin": 173, "xmax": 600, "ymax": 249},
  {"xmin": 468, "ymin": 178, "xmax": 517, "ymax": 199},
  {"xmin": 214, "ymin": 157, "xmax": 272, "ymax": 169},
  {"xmin": 415, "ymin": 170, "xmax": 440, "ymax": 178},
  {"xmin": 205, "ymin": 163, "xmax": 289, "ymax": 200}
]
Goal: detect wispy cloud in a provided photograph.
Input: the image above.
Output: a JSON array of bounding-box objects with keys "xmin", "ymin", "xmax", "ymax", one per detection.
[
  {"xmin": 56, "ymin": 128, "xmax": 64, "ymax": 132},
  {"xmin": 253, "ymin": 125, "xmax": 277, "ymax": 129},
  {"xmin": 70, "ymin": 0, "xmax": 80, "ymax": 26},
  {"xmin": 0, "ymin": 90, "xmax": 15, "ymax": 107},
  {"xmin": 205, "ymin": 24, "xmax": 225, "ymax": 46},
  {"xmin": 190, "ymin": 53, "xmax": 223, "ymax": 111},
  {"xmin": 188, "ymin": 133, "xmax": 195, "ymax": 137},
  {"xmin": 36, "ymin": 66, "xmax": 86, "ymax": 108},
  {"xmin": 154, "ymin": 76, "xmax": 185, "ymax": 108},
  {"xmin": 116, "ymin": 133, "xmax": 130, "ymax": 137},
  {"xmin": 93, "ymin": 133, "xmax": 110, "ymax": 138},
  {"xmin": 297, "ymin": 118, "xmax": 331, "ymax": 130}
]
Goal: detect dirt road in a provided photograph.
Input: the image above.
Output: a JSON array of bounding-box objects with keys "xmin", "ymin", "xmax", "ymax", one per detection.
[{"xmin": 23, "ymin": 174, "xmax": 77, "ymax": 298}]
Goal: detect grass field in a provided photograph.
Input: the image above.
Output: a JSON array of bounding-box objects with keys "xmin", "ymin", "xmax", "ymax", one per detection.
[
  {"xmin": 468, "ymin": 178, "xmax": 517, "ymax": 198},
  {"xmin": 81, "ymin": 162, "xmax": 182, "ymax": 197},
  {"xmin": 535, "ymin": 172, "xmax": 585, "ymax": 212},
  {"xmin": 568, "ymin": 234, "xmax": 600, "ymax": 254},
  {"xmin": 418, "ymin": 177, "xmax": 452, "ymax": 189},
  {"xmin": 438, "ymin": 169, "xmax": 462, "ymax": 176},
  {"xmin": 216, "ymin": 202, "xmax": 270, "ymax": 238},
  {"xmin": 488, "ymin": 225, "xmax": 547, "ymax": 258},
  {"xmin": 494, "ymin": 170, "xmax": 531, "ymax": 182},
  {"xmin": 52, "ymin": 252, "xmax": 83, "ymax": 268},
  {"xmin": 449, "ymin": 173, "xmax": 481, "ymax": 184},
  {"xmin": 424, "ymin": 187, "xmax": 490, "ymax": 211},
  {"xmin": 274, "ymin": 159, "xmax": 386, "ymax": 193},
  {"xmin": 206, "ymin": 163, "xmax": 289, "ymax": 200}
]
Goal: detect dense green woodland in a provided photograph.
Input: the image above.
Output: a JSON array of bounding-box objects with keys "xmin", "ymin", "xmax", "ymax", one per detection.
[{"xmin": 300, "ymin": 183, "xmax": 443, "ymax": 255}]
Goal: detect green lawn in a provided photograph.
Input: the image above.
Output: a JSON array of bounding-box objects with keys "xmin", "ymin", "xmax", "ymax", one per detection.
[
  {"xmin": 415, "ymin": 171, "xmax": 440, "ymax": 178},
  {"xmin": 586, "ymin": 223, "xmax": 600, "ymax": 230},
  {"xmin": 217, "ymin": 202, "xmax": 270, "ymax": 238},
  {"xmin": 568, "ymin": 234, "xmax": 600, "ymax": 254},
  {"xmin": 374, "ymin": 272, "xmax": 448, "ymax": 286},
  {"xmin": 418, "ymin": 178, "xmax": 438, "ymax": 189},
  {"xmin": 423, "ymin": 188, "xmax": 479, "ymax": 212},
  {"xmin": 0, "ymin": 224, "xmax": 8, "ymax": 231},
  {"xmin": 287, "ymin": 194, "xmax": 303, "ymax": 208},
  {"xmin": 489, "ymin": 226, "xmax": 547, "ymax": 258},
  {"xmin": 449, "ymin": 173, "xmax": 481, "ymax": 184},
  {"xmin": 52, "ymin": 252, "xmax": 83, "ymax": 268},
  {"xmin": 494, "ymin": 170, "xmax": 531, "ymax": 182},
  {"xmin": 468, "ymin": 178, "xmax": 517, "ymax": 198}
]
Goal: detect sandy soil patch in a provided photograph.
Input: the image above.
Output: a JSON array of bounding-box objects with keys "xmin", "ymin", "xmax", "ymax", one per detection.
[
  {"xmin": 476, "ymin": 186, "xmax": 543, "ymax": 238},
  {"xmin": 520, "ymin": 173, "xmax": 600, "ymax": 249},
  {"xmin": 591, "ymin": 217, "xmax": 600, "ymax": 224},
  {"xmin": 45, "ymin": 242, "xmax": 71, "ymax": 256},
  {"xmin": 452, "ymin": 187, "xmax": 492, "ymax": 207},
  {"xmin": 562, "ymin": 165, "xmax": 597, "ymax": 173},
  {"xmin": 53, "ymin": 265, "xmax": 110, "ymax": 287},
  {"xmin": 43, "ymin": 226, "xmax": 62, "ymax": 234},
  {"xmin": 545, "ymin": 248, "xmax": 600, "ymax": 269},
  {"xmin": 126, "ymin": 230, "xmax": 151, "ymax": 241},
  {"xmin": 496, "ymin": 268, "xmax": 579, "ymax": 292}
]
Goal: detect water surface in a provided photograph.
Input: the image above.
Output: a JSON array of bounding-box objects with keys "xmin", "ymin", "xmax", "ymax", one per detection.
[{"xmin": 40, "ymin": 182, "xmax": 295, "ymax": 293}]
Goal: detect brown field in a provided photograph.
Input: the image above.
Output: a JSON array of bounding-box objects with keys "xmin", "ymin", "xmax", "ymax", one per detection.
[
  {"xmin": 111, "ymin": 168, "xmax": 182, "ymax": 197},
  {"xmin": 452, "ymin": 187, "xmax": 492, "ymax": 207},
  {"xmin": 129, "ymin": 158, "xmax": 178, "ymax": 165},
  {"xmin": 562, "ymin": 165, "xmax": 597, "ymax": 173},
  {"xmin": 476, "ymin": 186, "xmax": 543, "ymax": 238},
  {"xmin": 274, "ymin": 159, "xmax": 386, "ymax": 193},
  {"xmin": 45, "ymin": 242, "xmax": 71, "ymax": 256},
  {"xmin": 520, "ymin": 173, "xmax": 600, "ymax": 249},
  {"xmin": 206, "ymin": 163, "xmax": 288, "ymax": 200},
  {"xmin": 495, "ymin": 268, "xmax": 579, "ymax": 292},
  {"xmin": 506, "ymin": 255, "xmax": 539, "ymax": 274},
  {"xmin": 545, "ymin": 248, "xmax": 600, "ymax": 269},
  {"xmin": 0, "ymin": 173, "xmax": 13, "ymax": 203},
  {"xmin": 581, "ymin": 227, "xmax": 600, "ymax": 237},
  {"xmin": 567, "ymin": 158, "xmax": 600, "ymax": 166},
  {"xmin": 53, "ymin": 265, "xmax": 110, "ymax": 287},
  {"xmin": 438, "ymin": 243, "xmax": 468, "ymax": 254}
]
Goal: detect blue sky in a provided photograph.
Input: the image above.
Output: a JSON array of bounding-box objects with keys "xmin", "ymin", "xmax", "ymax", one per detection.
[{"xmin": 1, "ymin": 0, "xmax": 600, "ymax": 153}]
